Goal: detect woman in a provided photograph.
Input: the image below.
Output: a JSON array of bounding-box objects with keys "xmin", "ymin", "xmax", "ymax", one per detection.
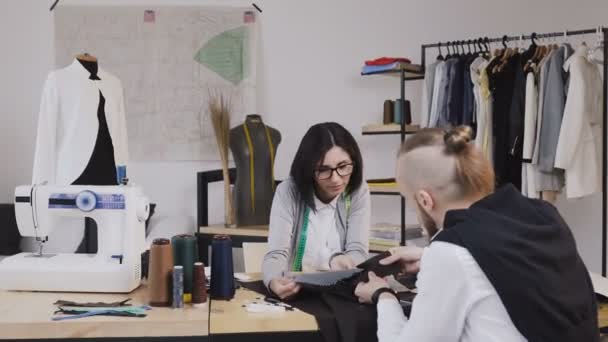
[{"xmin": 262, "ymin": 122, "xmax": 371, "ymax": 299}]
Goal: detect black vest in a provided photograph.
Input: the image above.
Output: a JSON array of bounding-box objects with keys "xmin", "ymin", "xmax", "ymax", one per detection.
[{"xmin": 434, "ymin": 184, "xmax": 598, "ymax": 342}]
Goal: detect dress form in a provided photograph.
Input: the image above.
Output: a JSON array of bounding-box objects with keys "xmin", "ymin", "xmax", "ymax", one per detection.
[
  {"xmin": 72, "ymin": 56, "xmax": 117, "ymax": 253},
  {"xmin": 229, "ymin": 115, "xmax": 281, "ymax": 226}
]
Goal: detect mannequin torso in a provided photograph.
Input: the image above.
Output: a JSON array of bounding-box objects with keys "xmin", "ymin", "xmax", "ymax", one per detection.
[{"xmin": 229, "ymin": 115, "xmax": 281, "ymax": 226}]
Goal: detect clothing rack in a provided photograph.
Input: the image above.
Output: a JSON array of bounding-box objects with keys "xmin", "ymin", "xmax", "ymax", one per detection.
[{"xmin": 419, "ymin": 27, "xmax": 608, "ymax": 276}]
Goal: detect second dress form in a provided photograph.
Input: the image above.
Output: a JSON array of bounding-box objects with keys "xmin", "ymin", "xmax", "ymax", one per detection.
[{"xmin": 230, "ymin": 115, "xmax": 281, "ymax": 226}]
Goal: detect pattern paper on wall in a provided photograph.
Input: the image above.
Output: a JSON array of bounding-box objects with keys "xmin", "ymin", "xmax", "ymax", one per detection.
[{"xmin": 55, "ymin": 6, "xmax": 257, "ymax": 161}]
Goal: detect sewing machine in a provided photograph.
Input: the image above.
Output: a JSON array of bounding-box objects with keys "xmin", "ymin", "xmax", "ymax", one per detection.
[{"xmin": 0, "ymin": 184, "xmax": 149, "ymax": 293}]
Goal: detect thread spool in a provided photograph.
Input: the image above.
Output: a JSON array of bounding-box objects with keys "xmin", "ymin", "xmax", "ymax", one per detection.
[
  {"xmin": 393, "ymin": 99, "xmax": 404, "ymax": 124},
  {"xmin": 192, "ymin": 262, "xmax": 207, "ymax": 306},
  {"xmin": 403, "ymin": 100, "xmax": 412, "ymax": 125},
  {"xmin": 172, "ymin": 265, "xmax": 184, "ymax": 308},
  {"xmin": 171, "ymin": 234, "xmax": 198, "ymax": 303},
  {"xmin": 383, "ymin": 100, "xmax": 394, "ymax": 124},
  {"xmin": 210, "ymin": 235, "xmax": 235, "ymax": 300},
  {"xmin": 148, "ymin": 238, "xmax": 173, "ymax": 307}
]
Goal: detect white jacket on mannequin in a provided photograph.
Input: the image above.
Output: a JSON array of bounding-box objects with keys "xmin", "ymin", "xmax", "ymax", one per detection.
[
  {"xmin": 554, "ymin": 44, "xmax": 602, "ymax": 198},
  {"xmin": 32, "ymin": 59, "xmax": 129, "ymax": 185}
]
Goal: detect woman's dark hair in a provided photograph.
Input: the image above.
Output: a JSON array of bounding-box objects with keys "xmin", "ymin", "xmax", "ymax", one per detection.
[{"xmin": 290, "ymin": 122, "xmax": 363, "ymax": 209}]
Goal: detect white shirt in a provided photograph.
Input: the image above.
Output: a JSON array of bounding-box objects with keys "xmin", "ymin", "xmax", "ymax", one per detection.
[
  {"xmin": 376, "ymin": 241, "xmax": 526, "ymax": 342},
  {"xmin": 32, "ymin": 59, "xmax": 129, "ymax": 185},
  {"xmin": 302, "ymin": 195, "xmax": 341, "ymax": 271}
]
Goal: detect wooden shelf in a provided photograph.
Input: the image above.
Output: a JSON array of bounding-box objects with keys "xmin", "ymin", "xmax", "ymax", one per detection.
[
  {"xmin": 362, "ymin": 123, "xmax": 420, "ymax": 135},
  {"xmin": 361, "ymin": 63, "xmax": 424, "ymax": 80},
  {"xmin": 368, "ymin": 182, "xmax": 400, "ymax": 195}
]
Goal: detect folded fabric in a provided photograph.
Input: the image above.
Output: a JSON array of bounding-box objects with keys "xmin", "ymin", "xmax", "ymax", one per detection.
[
  {"xmin": 52, "ymin": 305, "xmax": 150, "ymax": 321},
  {"xmin": 361, "ymin": 62, "xmax": 403, "ymax": 75},
  {"xmin": 292, "ymin": 252, "xmax": 406, "ymax": 302},
  {"xmin": 365, "ymin": 57, "xmax": 411, "ymax": 66},
  {"xmin": 53, "ymin": 298, "xmax": 132, "ymax": 307}
]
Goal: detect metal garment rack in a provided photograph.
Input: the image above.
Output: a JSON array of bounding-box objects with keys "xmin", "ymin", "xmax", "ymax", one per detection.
[{"xmin": 419, "ymin": 27, "xmax": 607, "ymax": 275}]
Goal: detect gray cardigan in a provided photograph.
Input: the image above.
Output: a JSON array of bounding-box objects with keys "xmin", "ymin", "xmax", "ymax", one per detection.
[{"xmin": 262, "ymin": 178, "xmax": 371, "ymax": 287}]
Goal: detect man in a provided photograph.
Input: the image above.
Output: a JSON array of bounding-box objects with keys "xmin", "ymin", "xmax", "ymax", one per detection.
[{"xmin": 355, "ymin": 126, "xmax": 599, "ymax": 341}]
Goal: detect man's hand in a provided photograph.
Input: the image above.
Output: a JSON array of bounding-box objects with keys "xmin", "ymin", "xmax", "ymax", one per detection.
[
  {"xmin": 330, "ymin": 254, "xmax": 356, "ymax": 270},
  {"xmin": 355, "ymin": 271, "xmax": 390, "ymax": 304},
  {"xmin": 269, "ymin": 277, "xmax": 301, "ymax": 300},
  {"xmin": 381, "ymin": 246, "xmax": 424, "ymax": 274}
]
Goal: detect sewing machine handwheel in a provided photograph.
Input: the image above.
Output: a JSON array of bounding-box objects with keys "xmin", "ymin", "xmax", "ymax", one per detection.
[{"xmin": 76, "ymin": 190, "xmax": 97, "ymax": 212}]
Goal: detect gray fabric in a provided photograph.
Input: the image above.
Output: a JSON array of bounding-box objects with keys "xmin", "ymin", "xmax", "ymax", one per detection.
[
  {"xmin": 537, "ymin": 46, "xmax": 573, "ymax": 172},
  {"xmin": 428, "ymin": 61, "xmax": 446, "ymax": 127},
  {"xmin": 534, "ymin": 49, "xmax": 564, "ymax": 191},
  {"xmin": 422, "ymin": 61, "xmax": 438, "ymax": 127},
  {"xmin": 262, "ymin": 178, "xmax": 370, "ymax": 288}
]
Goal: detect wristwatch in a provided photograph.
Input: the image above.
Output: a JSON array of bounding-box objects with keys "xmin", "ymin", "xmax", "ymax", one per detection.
[{"xmin": 371, "ymin": 287, "xmax": 398, "ymax": 305}]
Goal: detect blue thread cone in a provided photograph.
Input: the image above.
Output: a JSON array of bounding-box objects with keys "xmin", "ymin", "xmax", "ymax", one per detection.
[{"xmin": 210, "ymin": 235, "xmax": 235, "ymax": 300}]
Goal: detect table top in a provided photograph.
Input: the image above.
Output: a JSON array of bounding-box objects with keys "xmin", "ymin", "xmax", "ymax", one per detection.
[
  {"xmin": 0, "ymin": 284, "xmax": 209, "ymax": 340},
  {"xmin": 209, "ymin": 275, "xmax": 318, "ymax": 335}
]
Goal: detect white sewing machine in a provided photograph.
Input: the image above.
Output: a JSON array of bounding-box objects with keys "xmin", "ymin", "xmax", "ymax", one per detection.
[{"xmin": 0, "ymin": 184, "xmax": 149, "ymax": 293}]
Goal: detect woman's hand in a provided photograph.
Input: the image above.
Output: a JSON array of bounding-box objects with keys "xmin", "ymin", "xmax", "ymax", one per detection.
[
  {"xmin": 354, "ymin": 271, "xmax": 391, "ymax": 304},
  {"xmin": 381, "ymin": 246, "xmax": 424, "ymax": 274},
  {"xmin": 330, "ymin": 254, "xmax": 356, "ymax": 270},
  {"xmin": 269, "ymin": 277, "xmax": 301, "ymax": 300}
]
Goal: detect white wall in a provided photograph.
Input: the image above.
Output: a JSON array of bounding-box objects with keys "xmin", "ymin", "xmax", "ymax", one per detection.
[{"xmin": 1, "ymin": 0, "xmax": 607, "ymax": 271}]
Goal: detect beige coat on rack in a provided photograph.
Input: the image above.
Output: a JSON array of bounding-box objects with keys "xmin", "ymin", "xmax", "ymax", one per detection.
[{"xmin": 554, "ymin": 44, "xmax": 603, "ymax": 198}]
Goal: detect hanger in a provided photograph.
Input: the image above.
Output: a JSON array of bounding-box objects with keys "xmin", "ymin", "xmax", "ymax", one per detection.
[
  {"xmin": 445, "ymin": 41, "xmax": 452, "ymax": 59},
  {"xmin": 76, "ymin": 53, "xmax": 97, "ymax": 62},
  {"xmin": 589, "ymin": 26, "xmax": 604, "ymax": 65},
  {"xmin": 437, "ymin": 42, "xmax": 444, "ymax": 61}
]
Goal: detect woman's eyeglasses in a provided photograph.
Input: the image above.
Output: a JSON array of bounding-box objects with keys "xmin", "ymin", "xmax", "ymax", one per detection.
[{"xmin": 315, "ymin": 163, "xmax": 354, "ymax": 180}]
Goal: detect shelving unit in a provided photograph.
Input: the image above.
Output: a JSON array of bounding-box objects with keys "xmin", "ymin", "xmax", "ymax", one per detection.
[
  {"xmin": 362, "ymin": 123, "xmax": 420, "ymax": 135},
  {"xmin": 361, "ymin": 64, "xmax": 424, "ymax": 246}
]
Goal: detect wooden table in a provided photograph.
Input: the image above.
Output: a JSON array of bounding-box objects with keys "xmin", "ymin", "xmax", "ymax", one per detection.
[
  {"xmin": 0, "ymin": 284, "xmax": 209, "ymax": 341},
  {"xmin": 209, "ymin": 274, "xmax": 321, "ymax": 342}
]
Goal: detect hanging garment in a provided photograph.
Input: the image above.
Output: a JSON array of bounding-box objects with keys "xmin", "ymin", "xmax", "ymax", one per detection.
[
  {"xmin": 505, "ymin": 52, "xmax": 529, "ymax": 191},
  {"xmin": 461, "ymin": 56, "xmax": 477, "ymax": 127},
  {"xmin": 420, "ymin": 61, "xmax": 439, "ymax": 128},
  {"xmin": 555, "ymin": 44, "xmax": 603, "ymax": 198},
  {"xmin": 522, "ymin": 69, "xmax": 540, "ymax": 198},
  {"xmin": 471, "ymin": 57, "xmax": 493, "ymax": 162},
  {"xmin": 446, "ymin": 57, "xmax": 465, "ymax": 126},
  {"xmin": 488, "ymin": 53, "xmax": 519, "ymax": 187},
  {"xmin": 535, "ymin": 45, "xmax": 573, "ymax": 192},
  {"xmin": 428, "ymin": 61, "xmax": 446, "ymax": 127},
  {"xmin": 435, "ymin": 58, "xmax": 458, "ymax": 128},
  {"xmin": 32, "ymin": 59, "xmax": 129, "ymax": 185},
  {"xmin": 479, "ymin": 58, "xmax": 494, "ymax": 163},
  {"xmin": 532, "ymin": 50, "xmax": 565, "ymax": 192}
]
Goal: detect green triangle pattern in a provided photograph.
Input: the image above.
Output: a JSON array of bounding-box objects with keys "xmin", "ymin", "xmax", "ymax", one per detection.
[{"xmin": 194, "ymin": 26, "xmax": 249, "ymax": 85}]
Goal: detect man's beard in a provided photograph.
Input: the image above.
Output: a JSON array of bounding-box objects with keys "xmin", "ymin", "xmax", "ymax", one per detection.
[{"xmin": 416, "ymin": 201, "xmax": 439, "ymax": 238}]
